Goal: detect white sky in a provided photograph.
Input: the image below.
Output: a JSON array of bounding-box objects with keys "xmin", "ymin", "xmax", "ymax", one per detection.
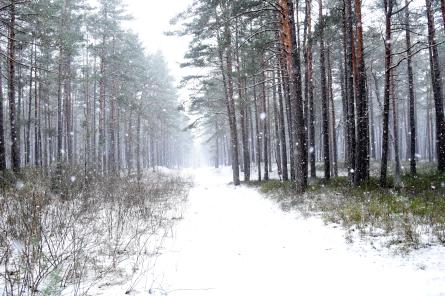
[{"xmin": 123, "ymin": 0, "xmax": 194, "ymax": 102}]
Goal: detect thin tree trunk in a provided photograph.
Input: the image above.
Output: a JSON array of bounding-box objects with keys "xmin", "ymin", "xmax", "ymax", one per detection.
[
  {"xmin": 0, "ymin": 45, "xmax": 6, "ymax": 170},
  {"xmin": 405, "ymin": 0, "xmax": 417, "ymax": 174},
  {"xmin": 261, "ymin": 67, "xmax": 269, "ymax": 181},
  {"xmin": 8, "ymin": 0, "xmax": 20, "ymax": 172},
  {"xmin": 327, "ymin": 47, "xmax": 338, "ymax": 177},
  {"xmin": 253, "ymin": 77, "xmax": 262, "ymax": 181},
  {"xmin": 272, "ymin": 70, "xmax": 283, "ymax": 178},
  {"xmin": 319, "ymin": 0, "xmax": 330, "ymax": 180},
  {"xmin": 380, "ymin": 0, "xmax": 393, "ymax": 187},
  {"xmin": 391, "ymin": 75, "xmax": 401, "ymax": 187},
  {"xmin": 276, "ymin": 66, "xmax": 288, "ymax": 180}
]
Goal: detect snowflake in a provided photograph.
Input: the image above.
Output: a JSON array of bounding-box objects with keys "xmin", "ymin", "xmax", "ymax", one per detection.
[{"xmin": 15, "ymin": 180, "xmax": 24, "ymax": 190}]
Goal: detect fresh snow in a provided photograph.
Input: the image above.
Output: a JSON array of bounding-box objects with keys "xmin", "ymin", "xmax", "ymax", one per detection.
[{"xmin": 97, "ymin": 167, "xmax": 445, "ymax": 296}]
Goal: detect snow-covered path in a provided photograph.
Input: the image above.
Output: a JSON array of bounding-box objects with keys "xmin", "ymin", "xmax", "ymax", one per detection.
[{"xmin": 149, "ymin": 167, "xmax": 445, "ymax": 296}]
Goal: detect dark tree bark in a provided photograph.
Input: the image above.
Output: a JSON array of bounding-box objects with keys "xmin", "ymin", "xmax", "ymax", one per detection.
[
  {"xmin": 426, "ymin": 0, "xmax": 445, "ymax": 172},
  {"xmin": 8, "ymin": 0, "xmax": 20, "ymax": 172},
  {"xmin": 343, "ymin": 0, "xmax": 356, "ymax": 182},
  {"xmin": 327, "ymin": 47, "xmax": 338, "ymax": 177},
  {"xmin": 236, "ymin": 20, "xmax": 250, "ymax": 181},
  {"xmin": 404, "ymin": 0, "xmax": 417, "ymax": 175},
  {"xmin": 354, "ymin": 0, "xmax": 369, "ymax": 185},
  {"xmin": 391, "ymin": 75, "xmax": 401, "ymax": 187},
  {"xmin": 261, "ymin": 67, "xmax": 269, "ymax": 181},
  {"xmin": 253, "ymin": 76, "xmax": 262, "ymax": 181},
  {"xmin": 0, "ymin": 45, "xmax": 6, "ymax": 170},
  {"xmin": 219, "ymin": 20, "xmax": 241, "ymax": 185},
  {"xmin": 276, "ymin": 66, "xmax": 288, "ymax": 180},
  {"xmin": 380, "ymin": 0, "xmax": 393, "ymax": 187},
  {"xmin": 304, "ymin": 0, "xmax": 316, "ymax": 179},
  {"xmin": 272, "ymin": 70, "xmax": 283, "ymax": 178},
  {"xmin": 26, "ymin": 45, "xmax": 34, "ymax": 165},
  {"xmin": 318, "ymin": 0, "xmax": 330, "ymax": 180}
]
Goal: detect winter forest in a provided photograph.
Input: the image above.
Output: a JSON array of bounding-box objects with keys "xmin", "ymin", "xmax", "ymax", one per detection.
[{"xmin": 1, "ymin": 0, "xmax": 445, "ymax": 295}]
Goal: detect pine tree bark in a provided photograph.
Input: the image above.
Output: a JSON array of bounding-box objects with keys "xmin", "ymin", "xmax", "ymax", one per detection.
[
  {"xmin": 280, "ymin": 0, "xmax": 307, "ymax": 192},
  {"xmin": 8, "ymin": 0, "xmax": 20, "ymax": 172},
  {"xmin": 426, "ymin": 0, "xmax": 445, "ymax": 172},
  {"xmin": 354, "ymin": 0, "xmax": 369, "ymax": 184},
  {"xmin": 380, "ymin": 0, "xmax": 393, "ymax": 186},
  {"xmin": 261, "ymin": 67, "xmax": 269, "ymax": 181},
  {"xmin": 216, "ymin": 17, "xmax": 240, "ymax": 185},
  {"xmin": 253, "ymin": 76, "xmax": 262, "ymax": 181},
  {"xmin": 235, "ymin": 21, "xmax": 250, "ymax": 181},
  {"xmin": 343, "ymin": 0, "xmax": 356, "ymax": 182},
  {"xmin": 276, "ymin": 67, "xmax": 288, "ymax": 180},
  {"xmin": 318, "ymin": 0, "xmax": 330, "ymax": 180},
  {"xmin": 405, "ymin": 0, "xmax": 417, "ymax": 174},
  {"xmin": 304, "ymin": 0, "xmax": 316, "ymax": 179},
  {"xmin": 391, "ymin": 74, "xmax": 401, "ymax": 187},
  {"xmin": 327, "ymin": 47, "xmax": 338, "ymax": 177},
  {"xmin": 0, "ymin": 46, "xmax": 6, "ymax": 170},
  {"xmin": 272, "ymin": 70, "xmax": 283, "ymax": 178}
]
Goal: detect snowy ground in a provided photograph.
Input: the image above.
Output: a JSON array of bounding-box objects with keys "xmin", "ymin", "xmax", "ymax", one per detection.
[{"xmin": 102, "ymin": 167, "xmax": 445, "ymax": 296}]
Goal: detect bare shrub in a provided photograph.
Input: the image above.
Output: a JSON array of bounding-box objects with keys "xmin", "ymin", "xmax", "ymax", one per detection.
[{"xmin": 0, "ymin": 166, "xmax": 191, "ymax": 295}]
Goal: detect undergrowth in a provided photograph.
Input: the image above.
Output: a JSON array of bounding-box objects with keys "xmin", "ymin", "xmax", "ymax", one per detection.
[
  {"xmin": 0, "ymin": 165, "xmax": 192, "ymax": 295},
  {"xmin": 249, "ymin": 166, "xmax": 445, "ymax": 252}
]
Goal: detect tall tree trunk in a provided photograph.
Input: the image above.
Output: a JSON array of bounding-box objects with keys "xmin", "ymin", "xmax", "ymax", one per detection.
[
  {"xmin": 281, "ymin": 0, "xmax": 307, "ymax": 192},
  {"xmin": 272, "ymin": 70, "xmax": 283, "ymax": 178},
  {"xmin": 136, "ymin": 110, "xmax": 141, "ymax": 180},
  {"xmin": 235, "ymin": 20, "xmax": 250, "ymax": 181},
  {"xmin": 344, "ymin": 0, "xmax": 356, "ymax": 182},
  {"xmin": 0, "ymin": 45, "xmax": 6, "ymax": 170},
  {"xmin": 391, "ymin": 75, "xmax": 401, "ymax": 187},
  {"xmin": 327, "ymin": 47, "xmax": 338, "ymax": 177},
  {"xmin": 8, "ymin": 0, "xmax": 20, "ymax": 172},
  {"xmin": 261, "ymin": 67, "xmax": 269, "ymax": 181},
  {"xmin": 354, "ymin": 0, "xmax": 369, "ymax": 184},
  {"xmin": 318, "ymin": 0, "xmax": 330, "ymax": 180},
  {"xmin": 276, "ymin": 67, "xmax": 288, "ymax": 180},
  {"xmin": 26, "ymin": 45, "xmax": 33, "ymax": 165},
  {"xmin": 380, "ymin": 0, "xmax": 393, "ymax": 186},
  {"xmin": 253, "ymin": 77, "xmax": 262, "ymax": 181},
  {"xmin": 217, "ymin": 19, "xmax": 240, "ymax": 185},
  {"xmin": 34, "ymin": 47, "xmax": 41, "ymax": 167},
  {"xmin": 405, "ymin": 0, "xmax": 417, "ymax": 174},
  {"xmin": 304, "ymin": 0, "xmax": 316, "ymax": 179},
  {"xmin": 426, "ymin": 0, "xmax": 445, "ymax": 172}
]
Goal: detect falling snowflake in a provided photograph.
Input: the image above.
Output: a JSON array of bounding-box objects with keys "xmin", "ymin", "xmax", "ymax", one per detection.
[
  {"xmin": 15, "ymin": 180, "xmax": 24, "ymax": 190},
  {"xmin": 349, "ymin": 169, "xmax": 355, "ymax": 174},
  {"xmin": 70, "ymin": 176, "xmax": 76, "ymax": 183},
  {"xmin": 309, "ymin": 146, "xmax": 315, "ymax": 154},
  {"xmin": 260, "ymin": 112, "xmax": 267, "ymax": 120}
]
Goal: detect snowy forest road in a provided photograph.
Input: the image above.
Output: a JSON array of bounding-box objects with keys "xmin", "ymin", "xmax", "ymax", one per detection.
[{"xmin": 148, "ymin": 167, "xmax": 445, "ymax": 296}]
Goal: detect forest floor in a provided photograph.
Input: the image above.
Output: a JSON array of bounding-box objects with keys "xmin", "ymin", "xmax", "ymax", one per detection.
[{"xmin": 100, "ymin": 167, "xmax": 445, "ymax": 296}]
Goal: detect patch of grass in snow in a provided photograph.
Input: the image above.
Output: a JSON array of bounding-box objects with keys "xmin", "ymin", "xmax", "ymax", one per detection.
[{"xmin": 254, "ymin": 169, "xmax": 445, "ymax": 251}]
